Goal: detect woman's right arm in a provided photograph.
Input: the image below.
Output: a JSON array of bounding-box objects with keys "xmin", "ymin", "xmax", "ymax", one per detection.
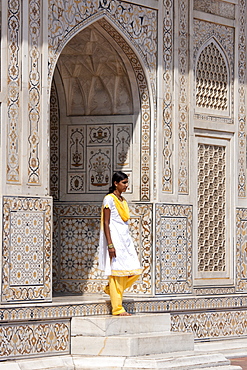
[{"xmin": 103, "ymin": 207, "xmax": 116, "ymax": 258}]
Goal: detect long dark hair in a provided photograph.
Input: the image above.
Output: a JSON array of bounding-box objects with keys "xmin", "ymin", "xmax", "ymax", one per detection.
[{"xmin": 108, "ymin": 171, "xmax": 128, "ymax": 193}]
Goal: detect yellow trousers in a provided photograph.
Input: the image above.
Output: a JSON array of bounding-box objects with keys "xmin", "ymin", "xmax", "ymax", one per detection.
[{"xmin": 105, "ymin": 275, "xmax": 139, "ymax": 315}]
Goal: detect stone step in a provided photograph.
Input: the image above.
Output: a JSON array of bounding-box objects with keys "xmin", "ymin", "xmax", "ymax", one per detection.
[
  {"xmin": 72, "ymin": 353, "xmax": 242, "ymax": 370},
  {"xmin": 71, "ymin": 331, "xmax": 194, "ymax": 357},
  {"xmin": 71, "ymin": 313, "xmax": 171, "ymax": 337}
]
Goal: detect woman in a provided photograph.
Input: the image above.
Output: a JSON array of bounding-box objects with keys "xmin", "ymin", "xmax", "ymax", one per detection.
[{"xmin": 99, "ymin": 171, "xmax": 142, "ymax": 316}]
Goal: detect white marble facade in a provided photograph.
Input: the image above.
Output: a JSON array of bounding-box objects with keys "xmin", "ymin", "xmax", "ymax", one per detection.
[{"xmin": 1, "ymin": 0, "xmax": 247, "ymax": 361}]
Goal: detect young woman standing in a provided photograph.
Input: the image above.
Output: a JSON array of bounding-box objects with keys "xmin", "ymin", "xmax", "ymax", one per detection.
[{"xmin": 99, "ymin": 171, "xmax": 142, "ymax": 316}]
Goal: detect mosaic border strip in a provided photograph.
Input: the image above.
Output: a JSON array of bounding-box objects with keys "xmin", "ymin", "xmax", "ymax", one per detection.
[
  {"xmin": 28, "ymin": 0, "xmax": 41, "ymax": 184},
  {"xmin": 0, "ymin": 319, "xmax": 70, "ymax": 360},
  {"xmin": 171, "ymin": 310, "xmax": 247, "ymax": 340},
  {"xmin": 236, "ymin": 208, "xmax": 247, "ymax": 292},
  {"xmin": 178, "ymin": 0, "xmax": 189, "ymax": 194},
  {"xmin": 238, "ymin": 0, "xmax": 247, "ymax": 197},
  {"xmin": 1, "ymin": 295, "xmax": 247, "ymax": 322},
  {"xmin": 50, "ymin": 80, "xmax": 60, "ymax": 199},
  {"xmin": 162, "ymin": 0, "xmax": 173, "ymax": 192},
  {"xmin": 7, "ymin": 0, "xmax": 21, "ymax": 182},
  {"xmin": 155, "ymin": 204, "xmax": 193, "ymax": 294},
  {"xmin": 2, "ymin": 197, "xmax": 52, "ymax": 303}
]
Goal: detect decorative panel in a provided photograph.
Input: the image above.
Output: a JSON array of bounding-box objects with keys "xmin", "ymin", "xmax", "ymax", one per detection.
[
  {"xmin": 178, "ymin": 0, "xmax": 189, "ymax": 194},
  {"xmin": 238, "ymin": 0, "xmax": 247, "ymax": 197},
  {"xmin": 0, "ymin": 320, "xmax": 70, "ymax": 360},
  {"xmin": 171, "ymin": 310, "xmax": 247, "ymax": 340},
  {"xmin": 50, "ymin": 81, "xmax": 60, "ymax": 199},
  {"xmin": 193, "ymin": 20, "xmax": 234, "ymax": 123},
  {"xmin": 87, "ymin": 147, "xmax": 112, "ymax": 192},
  {"xmin": 162, "ymin": 0, "xmax": 173, "ymax": 192},
  {"xmin": 197, "ymin": 144, "xmax": 226, "ymax": 272},
  {"xmin": 68, "ymin": 126, "xmax": 85, "ymax": 170},
  {"xmin": 68, "ymin": 173, "xmax": 85, "ymax": 193},
  {"xmin": 155, "ymin": 204, "xmax": 193, "ymax": 294},
  {"xmin": 114, "ymin": 124, "xmax": 132, "ymax": 170},
  {"xmin": 7, "ymin": 0, "xmax": 21, "ymax": 182},
  {"xmin": 194, "ymin": 0, "xmax": 235, "ymax": 20},
  {"xmin": 53, "ymin": 202, "xmax": 152, "ymax": 294},
  {"xmin": 66, "ymin": 123, "xmax": 132, "ymax": 194},
  {"xmin": 2, "ymin": 197, "xmax": 52, "ymax": 303},
  {"xmin": 236, "ymin": 208, "xmax": 247, "ymax": 292}
]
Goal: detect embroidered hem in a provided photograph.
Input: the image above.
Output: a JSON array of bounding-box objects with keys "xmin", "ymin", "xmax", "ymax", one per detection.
[{"xmin": 110, "ymin": 268, "xmax": 143, "ymax": 277}]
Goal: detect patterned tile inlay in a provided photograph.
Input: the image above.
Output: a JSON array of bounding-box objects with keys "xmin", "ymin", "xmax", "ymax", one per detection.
[
  {"xmin": 2, "ymin": 197, "xmax": 52, "ymax": 302},
  {"xmin": 28, "ymin": 0, "xmax": 41, "ymax": 184},
  {"xmin": 155, "ymin": 204, "xmax": 193, "ymax": 294},
  {"xmin": 178, "ymin": 0, "xmax": 189, "ymax": 194},
  {"xmin": 171, "ymin": 310, "xmax": 247, "ymax": 340},
  {"xmin": 162, "ymin": 0, "xmax": 173, "ymax": 192},
  {"xmin": 236, "ymin": 208, "xmax": 247, "ymax": 292},
  {"xmin": 0, "ymin": 320, "xmax": 70, "ymax": 359},
  {"xmin": 238, "ymin": 0, "xmax": 247, "ymax": 197},
  {"xmin": 7, "ymin": 0, "xmax": 21, "ymax": 182},
  {"xmin": 53, "ymin": 202, "xmax": 152, "ymax": 294},
  {"xmin": 10, "ymin": 211, "xmax": 44, "ymax": 286}
]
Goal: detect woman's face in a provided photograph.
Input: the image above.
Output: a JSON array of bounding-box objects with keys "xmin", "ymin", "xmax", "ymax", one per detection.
[{"xmin": 115, "ymin": 178, "xmax": 128, "ymax": 193}]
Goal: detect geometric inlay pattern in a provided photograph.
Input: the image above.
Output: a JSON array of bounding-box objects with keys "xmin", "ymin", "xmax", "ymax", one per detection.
[
  {"xmin": 155, "ymin": 204, "xmax": 193, "ymax": 294},
  {"xmin": 7, "ymin": 0, "xmax": 21, "ymax": 182},
  {"xmin": 162, "ymin": 0, "xmax": 173, "ymax": 192},
  {"xmin": 28, "ymin": 0, "xmax": 41, "ymax": 184},
  {"xmin": 2, "ymin": 197, "xmax": 52, "ymax": 302},
  {"xmin": 53, "ymin": 202, "xmax": 152, "ymax": 294},
  {"xmin": 10, "ymin": 211, "xmax": 44, "ymax": 286},
  {"xmin": 236, "ymin": 208, "xmax": 247, "ymax": 292},
  {"xmin": 198, "ymin": 144, "xmax": 226, "ymax": 272},
  {"xmin": 196, "ymin": 41, "xmax": 228, "ymax": 110},
  {"xmin": 238, "ymin": 0, "xmax": 247, "ymax": 197},
  {"xmin": 178, "ymin": 0, "xmax": 189, "ymax": 194},
  {"xmin": 171, "ymin": 310, "xmax": 247, "ymax": 340},
  {"xmin": 0, "ymin": 320, "xmax": 70, "ymax": 359}
]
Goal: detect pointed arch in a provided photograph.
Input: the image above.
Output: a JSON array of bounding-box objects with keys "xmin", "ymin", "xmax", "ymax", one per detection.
[
  {"xmin": 195, "ymin": 37, "xmax": 231, "ymax": 115},
  {"xmin": 49, "ymin": 15, "xmax": 152, "ymax": 200}
]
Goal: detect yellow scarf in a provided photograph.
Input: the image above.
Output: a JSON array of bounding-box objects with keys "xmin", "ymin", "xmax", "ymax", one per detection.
[
  {"xmin": 100, "ymin": 193, "xmax": 130, "ymax": 230},
  {"xmin": 109, "ymin": 193, "xmax": 130, "ymax": 222}
]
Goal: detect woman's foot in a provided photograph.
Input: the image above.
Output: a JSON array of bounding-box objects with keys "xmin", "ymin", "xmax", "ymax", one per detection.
[
  {"xmin": 117, "ymin": 312, "xmax": 132, "ymax": 316},
  {"xmin": 104, "ymin": 285, "xmax": 110, "ymax": 295}
]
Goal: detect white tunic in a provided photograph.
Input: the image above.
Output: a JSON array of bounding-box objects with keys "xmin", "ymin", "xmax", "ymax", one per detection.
[{"xmin": 99, "ymin": 194, "xmax": 142, "ymax": 277}]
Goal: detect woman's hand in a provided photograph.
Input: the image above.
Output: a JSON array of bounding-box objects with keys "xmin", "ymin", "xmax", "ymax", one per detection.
[{"xmin": 108, "ymin": 247, "xmax": 116, "ymax": 259}]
